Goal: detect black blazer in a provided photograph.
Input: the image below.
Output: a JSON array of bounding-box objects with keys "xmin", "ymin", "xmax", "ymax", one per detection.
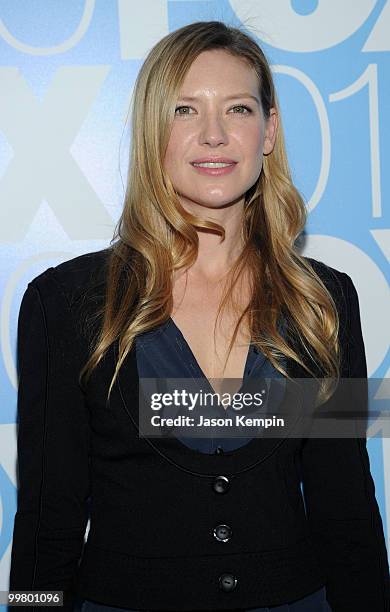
[{"xmin": 9, "ymin": 248, "xmax": 390, "ymax": 611}]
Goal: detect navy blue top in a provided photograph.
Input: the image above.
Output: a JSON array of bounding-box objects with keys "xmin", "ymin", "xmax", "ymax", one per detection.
[{"xmin": 135, "ymin": 316, "xmax": 286, "ymax": 454}]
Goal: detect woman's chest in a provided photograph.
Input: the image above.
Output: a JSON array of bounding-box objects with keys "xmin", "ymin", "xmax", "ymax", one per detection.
[{"xmin": 171, "ymin": 276, "xmax": 252, "ymax": 385}]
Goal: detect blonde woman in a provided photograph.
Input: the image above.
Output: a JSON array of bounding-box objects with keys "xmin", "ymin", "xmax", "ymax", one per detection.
[{"xmin": 9, "ymin": 20, "xmax": 389, "ymax": 612}]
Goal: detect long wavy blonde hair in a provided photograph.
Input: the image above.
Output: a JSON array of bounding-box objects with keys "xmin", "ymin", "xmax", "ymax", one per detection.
[{"xmin": 79, "ymin": 20, "xmax": 340, "ymax": 405}]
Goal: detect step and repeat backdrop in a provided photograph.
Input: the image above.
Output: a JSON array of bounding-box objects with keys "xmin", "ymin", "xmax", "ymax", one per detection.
[{"xmin": 0, "ymin": 0, "xmax": 389, "ymax": 599}]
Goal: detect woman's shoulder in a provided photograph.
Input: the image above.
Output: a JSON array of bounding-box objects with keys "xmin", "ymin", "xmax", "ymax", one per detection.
[
  {"xmin": 303, "ymin": 255, "xmax": 348, "ymax": 283},
  {"xmin": 303, "ymin": 255, "xmax": 351, "ymax": 298},
  {"xmin": 26, "ymin": 246, "xmax": 113, "ymax": 306},
  {"xmin": 302, "ymin": 256, "xmax": 361, "ymax": 327}
]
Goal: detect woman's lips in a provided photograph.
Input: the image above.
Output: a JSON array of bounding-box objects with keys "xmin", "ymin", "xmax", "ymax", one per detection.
[{"xmin": 190, "ymin": 162, "xmax": 237, "ymax": 176}]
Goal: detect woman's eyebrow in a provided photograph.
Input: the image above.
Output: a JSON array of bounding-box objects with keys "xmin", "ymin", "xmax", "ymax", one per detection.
[{"xmin": 178, "ymin": 93, "xmax": 260, "ymax": 104}]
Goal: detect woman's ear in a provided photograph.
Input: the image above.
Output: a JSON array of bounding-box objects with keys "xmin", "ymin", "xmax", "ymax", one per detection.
[{"xmin": 263, "ymin": 108, "xmax": 278, "ymax": 155}]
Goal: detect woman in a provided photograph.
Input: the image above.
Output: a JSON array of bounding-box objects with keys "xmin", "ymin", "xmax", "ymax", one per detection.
[{"xmin": 9, "ymin": 20, "xmax": 389, "ymax": 612}]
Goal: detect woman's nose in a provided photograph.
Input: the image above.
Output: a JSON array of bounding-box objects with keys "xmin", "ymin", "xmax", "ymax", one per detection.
[{"xmin": 199, "ymin": 113, "xmax": 229, "ymax": 145}]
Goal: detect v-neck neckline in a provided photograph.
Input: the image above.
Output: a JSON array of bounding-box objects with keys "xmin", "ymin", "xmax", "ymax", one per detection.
[
  {"xmin": 116, "ymin": 317, "xmax": 309, "ymax": 474},
  {"xmin": 168, "ymin": 316, "xmax": 252, "ymax": 397}
]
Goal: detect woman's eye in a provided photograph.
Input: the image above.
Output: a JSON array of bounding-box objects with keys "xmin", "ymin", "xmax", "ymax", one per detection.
[
  {"xmin": 174, "ymin": 105, "xmax": 253, "ymax": 116},
  {"xmin": 174, "ymin": 106, "xmax": 193, "ymax": 115},
  {"xmin": 231, "ymin": 105, "xmax": 252, "ymax": 114}
]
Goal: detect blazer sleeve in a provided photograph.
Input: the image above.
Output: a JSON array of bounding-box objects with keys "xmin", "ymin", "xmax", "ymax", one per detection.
[
  {"xmin": 300, "ymin": 272, "xmax": 390, "ymax": 611},
  {"xmin": 9, "ymin": 272, "xmax": 90, "ymax": 611}
]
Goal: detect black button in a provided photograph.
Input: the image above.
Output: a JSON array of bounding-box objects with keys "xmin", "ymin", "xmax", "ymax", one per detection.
[
  {"xmin": 212, "ymin": 475, "xmax": 230, "ymax": 494},
  {"xmin": 218, "ymin": 573, "xmax": 237, "ymax": 592},
  {"xmin": 215, "ymin": 445, "xmax": 224, "ymax": 455},
  {"xmin": 213, "ymin": 524, "xmax": 232, "ymax": 542}
]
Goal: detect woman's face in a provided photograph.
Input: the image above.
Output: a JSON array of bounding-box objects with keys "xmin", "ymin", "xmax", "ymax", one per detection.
[{"xmin": 163, "ymin": 49, "xmax": 277, "ymax": 213}]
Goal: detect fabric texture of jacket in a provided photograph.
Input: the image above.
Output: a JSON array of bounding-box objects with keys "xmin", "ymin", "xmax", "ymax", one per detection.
[{"xmin": 9, "ymin": 248, "xmax": 390, "ymax": 611}]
